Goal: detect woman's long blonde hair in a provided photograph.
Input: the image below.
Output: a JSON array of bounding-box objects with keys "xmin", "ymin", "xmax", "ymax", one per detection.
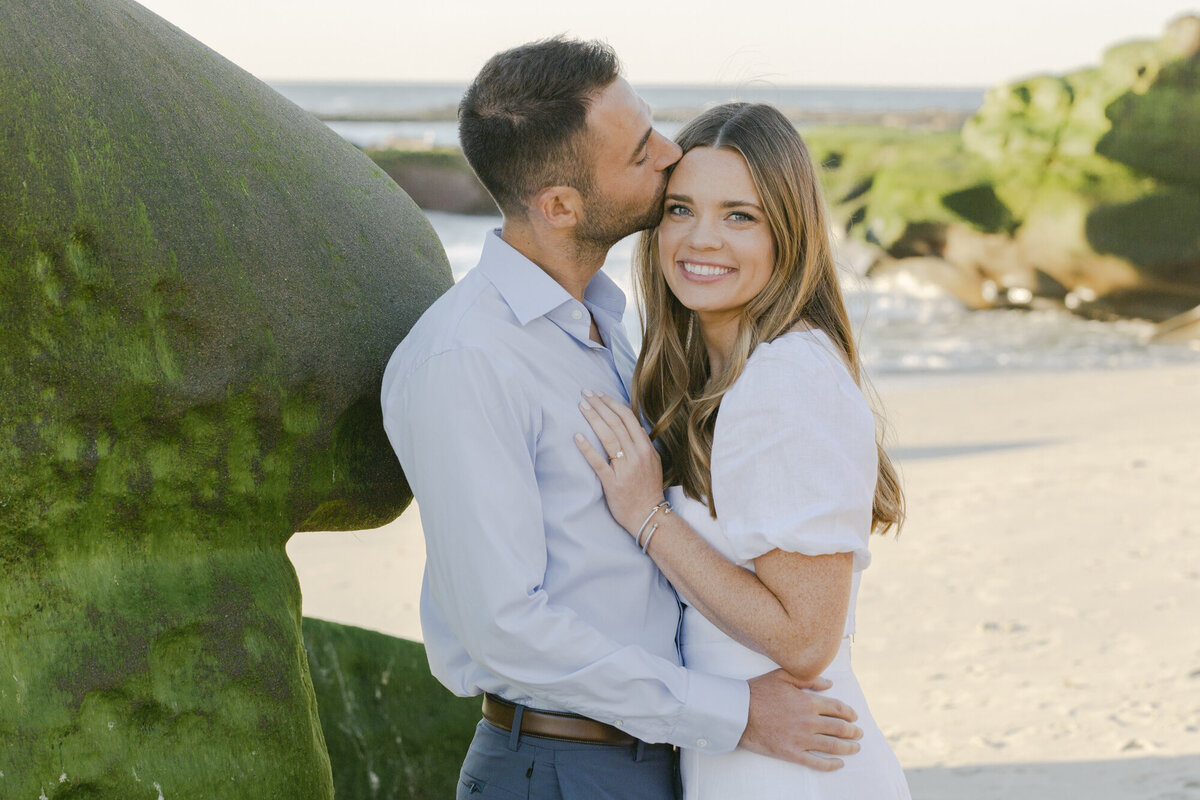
[{"xmin": 632, "ymin": 103, "xmax": 903, "ymax": 534}]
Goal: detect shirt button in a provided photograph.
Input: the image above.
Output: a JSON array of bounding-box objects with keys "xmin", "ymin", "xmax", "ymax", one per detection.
[
  {"xmin": 696, "ymin": 738, "xmax": 708, "ymax": 748},
  {"xmin": 614, "ymin": 719, "xmax": 624, "ymax": 727},
  {"xmin": 571, "ymin": 309, "xmax": 583, "ymax": 320}
]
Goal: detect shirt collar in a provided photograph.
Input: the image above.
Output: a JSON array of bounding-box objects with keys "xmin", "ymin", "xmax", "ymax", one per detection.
[{"xmin": 477, "ymin": 229, "xmax": 626, "ymax": 326}]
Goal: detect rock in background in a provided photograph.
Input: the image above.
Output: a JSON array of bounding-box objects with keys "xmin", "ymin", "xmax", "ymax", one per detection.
[
  {"xmin": 367, "ymin": 149, "xmax": 498, "ymax": 216},
  {"xmin": 813, "ymin": 15, "xmax": 1200, "ymax": 322},
  {"xmin": 0, "ymin": 0, "xmax": 452, "ymax": 797}
]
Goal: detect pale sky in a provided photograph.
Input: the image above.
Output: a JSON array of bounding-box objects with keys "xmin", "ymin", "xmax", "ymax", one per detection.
[{"xmin": 135, "ymin": 0, "xmax": 1196, "ymax": 87}]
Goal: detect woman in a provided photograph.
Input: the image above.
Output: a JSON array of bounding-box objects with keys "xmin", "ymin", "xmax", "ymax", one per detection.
[{"xmin": 574, "ymin": 103, "xmax": 911, "ymax": 798}]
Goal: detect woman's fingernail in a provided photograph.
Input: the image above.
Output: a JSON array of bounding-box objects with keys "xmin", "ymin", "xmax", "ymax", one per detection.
[
  {"xmin": 582, "ymin": 389, "xmax": 595, "ymax": 398},
  {"xmin": 580, "ymin": 400, "xmax": 591, "ymax": 411}
]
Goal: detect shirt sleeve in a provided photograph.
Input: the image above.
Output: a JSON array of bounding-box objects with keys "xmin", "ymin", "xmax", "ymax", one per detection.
[
  {"xmin": 711, "ymin": 341, "xmax": 877, "ymax": 571},
  {"xmin": 384, "ymin": 346, "xmax": 749, "ymax": 752}
]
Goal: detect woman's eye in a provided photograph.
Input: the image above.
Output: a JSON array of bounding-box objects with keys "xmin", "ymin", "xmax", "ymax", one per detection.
[
  {"xmin": 729, "ymin": 211, "xmax": 756, "ymax": 223},
  {"xmin": 666, "ymin": 204, "xmax": 692, "ymax": 217}
]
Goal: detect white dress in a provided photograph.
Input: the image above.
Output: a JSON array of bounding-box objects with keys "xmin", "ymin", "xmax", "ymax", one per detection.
[{"xmin": 673, "ymin": 329, "xmax": 911, "ymax": 799}]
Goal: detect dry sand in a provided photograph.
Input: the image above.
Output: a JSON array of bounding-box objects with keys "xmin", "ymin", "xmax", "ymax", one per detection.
[{"xmin": 288, "ymin": 364, "xmax": 1200, "ymax": 799}]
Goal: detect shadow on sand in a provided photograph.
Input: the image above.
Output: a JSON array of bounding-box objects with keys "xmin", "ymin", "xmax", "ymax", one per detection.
[
  {"xmin": 892, "ymin": 439, "xmax": 1058, "ymax": 462},
  {"xmin": 906, "ymin": 754, "xmax": 1200, "ymax": 799}
]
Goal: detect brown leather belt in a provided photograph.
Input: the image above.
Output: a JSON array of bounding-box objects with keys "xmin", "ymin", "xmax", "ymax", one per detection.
[{"xmin": 482, "ymin": 693, "xmax": 638, "ymax": 746}]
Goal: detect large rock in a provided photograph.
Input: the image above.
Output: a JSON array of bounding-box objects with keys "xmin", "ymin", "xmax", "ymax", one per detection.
[
  {"xmin": 303, "ymin": 619, "xmax": 480, "ymax": 800},
  {"xmin": 0, "ymin": 1, "xmax": 452, "ymax": 797},
  {"xmin": 813, "ymin": 15, "xmax": 1200, "ymax": 323}
]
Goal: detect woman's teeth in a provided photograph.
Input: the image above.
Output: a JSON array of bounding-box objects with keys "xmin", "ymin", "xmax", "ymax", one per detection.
[{"xmin": 682, "ymin": 262, "xmax": 733, "ymax": 277}]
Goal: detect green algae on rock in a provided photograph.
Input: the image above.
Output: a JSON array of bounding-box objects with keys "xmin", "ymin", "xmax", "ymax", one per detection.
[
  {"xmin": 814, "ymin": 15, "xmax": 1200, "ymax": 322},
  {"xmin": 303, "ymin": 618, "xmax": 480, "ymax": 800},
  {"xmin": 0, "ymin": 0, "xmax": 451, "ymax": 797}
]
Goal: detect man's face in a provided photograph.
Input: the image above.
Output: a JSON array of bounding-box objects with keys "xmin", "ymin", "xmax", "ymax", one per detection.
[{"xmin": 574, "ymin": 77, "xmax": 682, "ymax": 249}]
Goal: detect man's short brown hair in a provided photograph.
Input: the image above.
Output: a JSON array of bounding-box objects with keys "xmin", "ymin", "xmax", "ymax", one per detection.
[{"xmin": 458, "ymin": 37, "xmax": 620, "ymax": 217}]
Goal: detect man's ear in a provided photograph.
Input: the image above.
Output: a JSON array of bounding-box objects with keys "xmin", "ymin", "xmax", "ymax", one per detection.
[{"xmin": 531, "ymin": 185, "xmax": 583, "ymax": 230}]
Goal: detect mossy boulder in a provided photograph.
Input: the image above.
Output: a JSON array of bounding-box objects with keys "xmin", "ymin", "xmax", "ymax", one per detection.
[
  {"xmin": 0, "ymin": 1, "xmax": 452, "ymax": 797},
  {"xmin": 815, "ymin": 15, "xmax": 1200, "ymax": 322},
  {"xmin": 1095, "ymin": 18, "xmax": 1200, "ymax": 191},
  {"xmin": 302, "ymin": 618, "xmax": 480, "ymax": 799}
]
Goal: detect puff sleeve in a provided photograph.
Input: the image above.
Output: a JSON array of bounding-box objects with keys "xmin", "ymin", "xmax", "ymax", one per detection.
[{"xmin": 710, "ymin": 334, "xmax": 877, "ymax": 570}]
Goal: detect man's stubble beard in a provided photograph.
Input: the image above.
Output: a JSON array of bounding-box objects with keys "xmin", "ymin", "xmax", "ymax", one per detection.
[{"xmin": 572, "ymin": 174, "xmax": 668, "ymax": 265}]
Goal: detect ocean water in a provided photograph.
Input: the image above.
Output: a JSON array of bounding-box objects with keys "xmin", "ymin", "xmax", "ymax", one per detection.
[
  {"xmin": 424, "ymin": 212, "xmax": 1200, "ymax": 375},
  {"xmin": 272, "ymin": 82, "xmax": 987, "ymax": 117},
  {"xmin": 272, "ymin": 82, "xmax": 986, "ymax": 149}
]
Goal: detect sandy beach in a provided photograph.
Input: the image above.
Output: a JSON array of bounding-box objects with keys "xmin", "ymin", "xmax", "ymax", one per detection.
[{"xmin": 288, "ymin": 363, "xmax": 1200, "ymax": 799}]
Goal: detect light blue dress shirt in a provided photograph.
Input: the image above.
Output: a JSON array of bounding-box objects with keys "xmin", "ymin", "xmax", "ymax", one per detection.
[{"xmin": 381, "ymin": 230, "xmax": 749, "ymax": 752}]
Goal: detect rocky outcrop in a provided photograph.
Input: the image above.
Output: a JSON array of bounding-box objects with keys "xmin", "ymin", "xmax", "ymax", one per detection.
[
  {"xmin": 813, "ymin": 15, "xmax": 1200, "ymax": 323},
  {"xmin": 1153, "ymin": 305, "xmax": 1200, "ymax": 343},
  {"xmin": 0, "ymin": 1, "xmax": 451, "ymax": 797},
  {"xmin": 368, "ymin": 149, "xmax": 498, "ymax": 215},
  {"xmin": 303, "ymin": 619, "xmax": 480, "ymax": 800}
]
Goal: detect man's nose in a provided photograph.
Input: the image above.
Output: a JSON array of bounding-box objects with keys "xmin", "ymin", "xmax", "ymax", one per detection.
[{"xmin": 654, "ymin": 133, "xmax": 682, "ymax": 170}]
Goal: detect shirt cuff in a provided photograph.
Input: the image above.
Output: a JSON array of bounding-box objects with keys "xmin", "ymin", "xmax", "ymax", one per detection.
[{"xmin": 671, "ymin": 670, "xmax": 750, "ymax": 754}]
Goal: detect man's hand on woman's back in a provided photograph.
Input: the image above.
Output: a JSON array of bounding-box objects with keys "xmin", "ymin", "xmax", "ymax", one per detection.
[{"xmin": 740, "ymin": 669, "xmax": 863, "ymax": 771}]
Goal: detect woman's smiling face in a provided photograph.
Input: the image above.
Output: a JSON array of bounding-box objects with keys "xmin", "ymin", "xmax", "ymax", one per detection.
[{"xmin": 657, "ymin": 146, "xmax": 776, "ymax": 326}]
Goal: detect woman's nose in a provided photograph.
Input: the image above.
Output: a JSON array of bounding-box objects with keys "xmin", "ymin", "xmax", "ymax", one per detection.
[{"xmin": 684, "ymin": 215, "xmax": 722, "ymax": 250}]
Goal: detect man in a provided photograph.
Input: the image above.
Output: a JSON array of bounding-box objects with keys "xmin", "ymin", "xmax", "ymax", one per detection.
[{"xmin": 382, "ymin": 37, "xmax": 861, "ymax": 799}]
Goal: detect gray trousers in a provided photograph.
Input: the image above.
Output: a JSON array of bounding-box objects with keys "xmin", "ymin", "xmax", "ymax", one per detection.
[{"xmin": 457, "ymin": 718, "xmax": 679, "ymax": 799}]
